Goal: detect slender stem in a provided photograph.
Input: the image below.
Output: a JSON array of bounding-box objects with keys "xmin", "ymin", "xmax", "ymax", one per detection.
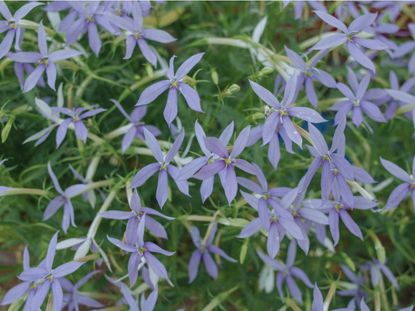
[{"xmin": 5, "ymin": 188, "xmax": 48, "ymax": 196}]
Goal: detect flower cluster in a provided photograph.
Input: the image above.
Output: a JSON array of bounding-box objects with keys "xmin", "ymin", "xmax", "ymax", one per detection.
[{"xmin": 1, "ymin": 1, "xmax": 415, "ymax": 310}]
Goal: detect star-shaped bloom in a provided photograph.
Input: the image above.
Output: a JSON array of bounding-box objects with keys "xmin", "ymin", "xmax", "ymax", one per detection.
[
  {"xmin": 332, "ymin": 70, "xmax": 386, "ymax": 126},
  {"xmin": 249, "ymin": 75, "xmax": 326, "ymax": 167},
  {"xmin": 2, "ymin": 233, "xmax": 84, "ymax": 311},
  {"xmin": 65, "ymin": 2, "xmax": 117, "ymax": 55},
  {"xmin": 303, "ymin": 121, "xmax": 374, "ymax": 206},
  {"xmin": 338, "ymin": 265, "xmax": 367, "ymax": 307},
  {"xmin": 380, "ymin": 156, "xmax": 415, "ymax": 211},
  {"xmin": 391, "ymin": 23, "xmax": 415, "ymax": 74},
  {"xmin": 383, "ymin": 72, "xmax": 415, "ymax": 120},
  {"xmin": 111, "ymin": 99, "xmax": 160, "ymax": 153},
  {"xmin": 257, "ymin": 241, "xmax": 313, "ymax": 304},
  {"xmin": 131, "ymin": 128, "xmax": 189, "ymax": 208},
  {"xmin": 193, "ymin": 124, "xmax": 257, "ymax": 204},
  {"xmin": 387, "ymin": 87, "xmax": 415, "ymax": 127},
  {"xmin": 136, "ymin": 53, "xmax": 204, "ymax": 125},
  {"xmin": 61, "ymin": 271, "xmax": 103, "ymax": 311},
  {"xmin": 107, "ymin": 216, "xmax": 174, "ymax": 286},
  {"xmin": 319, "ymin": 195, "xmax": 377, "ymax": 246},
  {"xmin": 101, "ymin": 189, "xmax": 173, "ymax": 243},
  {"xmin": 239, "ymin": 187, "xmax": 304, "ymax": 257},
  {"xmin": 9, "ymin": 23, "xmax": 81, "ymax": 92},
  {"xmin": 111, "ymin": 3, "xmax": 175, "ymax": 64},
  {"xmin": 107, "ymin": 277, "xmax": 158, "ymax": 311},
  {"xmin": 285, "ymin": 47, "xmax": 336, "ymax": 107},
  {"xmin": 188, "ymin": 224, "xmax": 236, "ymax": 283},
  {"xmin": 361, "ymin": 259, "xmax": 398, "ymax": 289},
  {"xmin": 44, "ymin": 163, "xmax": 89, "ymax": 233},
  {"xmin": 0, "ymin": 1, "xmax": 43, "ymax": 58},
  {"xmin": 52, "ymin": 106, "xmax": 106, "ymax": 147},
  {"xmin": 312, "ymin": 11, "xmax": 388, "ymax": 73}
]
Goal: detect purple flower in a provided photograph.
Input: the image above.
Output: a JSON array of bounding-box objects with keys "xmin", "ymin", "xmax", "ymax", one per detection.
[
  {"xmin": 361, "ymin": 259, "xmax": 398, "ymax": 289},
  {"xmin": 101, "ymin": 189, "xmax": 173, "ymax": 243},
  {"xmin": 111, "ymin": 4, "xmax": 175, "ymax": 64},
  {"xmin": 239, "ymin": 187, "xmax": 305, "ymax": 257},
  {"xmin": 311, "ymin": 284, "xmax": 324, "ymax": 311},
  {"xmin": 44, "ymin": 163, "xmax": 89, "ymax": 233},
  {"xmin": 380, "ymin": 157, "xmax": 415, "ymax": 211},
  {"xmin": 107, "ymin": 216, "xmax": 174, "ymax": 286},
  {"xmin": 312, "ymin": 11, "xmax": 388, "ymax": 73},
  {"xmin": 179, "ymin": 121, "xmax": 238, "ymax": 202},
  {"xmin": 14, "ymin": 62, "xmax": 46, "ymax": 90},
  {"xmin": 2, "ymin": 233, "xmax": 84, "ymax": 310},
  {"xmin": 383, "ymin": 72, "xmax": 415, "ymax": 119},
  {"xmin": 193, "ymin": 123, "xmax": 257, "ymax": 204},
  {"xmin": 65, "ymin": 2, "xmax": 117, "ymax": 55},
  {"xmin": 0, "ymin": 1, "xmax": 43, "ymax": 58},
  {"xmin": 257, "ymin": 241, "xmax": 313, "ymax": 304},
  {"xmin": 319, "ymin": 195, "xmax": 377, "ymax": 246},
  {"xmin": 130, "ymin": 128, "xmax": 189, "ymax": 208},
  {"xmin": 8, "ymin": 23, "xmax": 81, "ymax": 92},
  {"xmin": 61, "ymin": 271, "xmax": 103, "ymax": 311},
  {"xmin": 111, "ymin": 99, "xmax": 160, "ymax": 153},
  {"xmin": 283, "ymin": 0, "xmax": 326, "ymax": 20},
  {"xmin": 391, "ymin": 23, "xmax": 415, "ymax": 74},
  {"xmin": 136, "ymin": 53, "xmax": 204, "ymax": 125},
  {"xmin": 107, "ymin": 277, "xmax": 158, "ymax": 311},
  {"xmin": 188, "ymin": 224, "xmax": 236, "ymax": 283},
  {"xmin": 303, "ymin": 121, "xmax": 374, "ymax": 206},
  {"xmin": 338, "ymin": 264, "xmax": 366, "ymax": 306},
  {"xmin": 249, "ymin": 75, "xmax": 326, "ymax": 167},
  {"xmin": 285, "ymin": 47, "xmax": 336, "ymax": 107},
  {"xmin": 332, "ymin": 69, "xmax": 386, "ymax": 126},
  {"xmin": 52, "ymin": 106, "xmax": 105, "ymax": 147},
  {"xmin": 387, "ymin": 88, "xmax": 415, "ymax": 126}
]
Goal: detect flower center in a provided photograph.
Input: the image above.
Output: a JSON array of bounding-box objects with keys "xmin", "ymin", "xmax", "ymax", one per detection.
[
  {"xmin": 170, "ymin": 80, "xmax": 179, "ymax": 89},
  {"xmin": 335, "ymin": 203, "xmax": 343, "ymax": 212},
  {"xmin": 39, "ymin": 57, "xmax": 49, "ymax": 65},
  {"xmin": 87, "ymin": 15, "xmax": 95, "ymax": 23},
  {"xmin": 224, "ymin": 157, "xmax": 232, "ymax": 166},
  {"xmin": 353, "ymin": 99, "xmax": 360, "ymax": 107},
  {"xmin": 160, "ymin": 163, "xmax": 168, "ymax": 170},
  {"xmin": 8, "ymin": 21, "xmax": 16, "ymax": 29},
  {"xmin": 134, "ymin": 32, "xmax": 141, "ymax": 40}
]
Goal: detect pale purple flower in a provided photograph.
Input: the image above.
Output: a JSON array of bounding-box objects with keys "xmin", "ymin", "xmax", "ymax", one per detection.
[
  {"xmin": 239, "ymin": 188, "xmax": 305, "ymax": 257},
  {"xmin": 136, "ymin": 53, "xmax": 204, "ymax": 125},
  {"xmin": 188, "ymin": 224, "xmax": 236, "ymax": 283},
  {"xmin": 0, "ymin": 1, "xmax": 43, "ymax": 58},
  {"xmin": 193, "ymin": 124, "xmax": 257, "ymax": 204},
  {"xmin": 101, "ymin": 189, "xmax": 173, "ymax": 243},
  {"xmin": 69, "ymin": 164, "xmax": 101, "ymax": 208},
  {"xmin": 111, "ymin": 99, "xmax": 160, "ymax": 153},
  {"xmin": 249, "ymin": 75, "xmax": 326, "ymax": 167},
  {"xmin": 361, "ymin": 259, "xmax": 398, "ymax": 289},
  {"xmin": 311, "ymin": 284, "xmax": 324, "ymax": 311},
  {"xmin": 312, "ymin": 11, "xmax": 388, "ymax": 73},
  {"xmin": 283, "ymin": 0, "xmax": 326, "ymax": 20},
  {"xmin": 387, "ymin": 88, "xmax": 415, "ymax": 126},
  {"xmin": 383, "ymin": 72, "xmax": 415, "ymax": 119},
  {"xmin": 130, "ymin": 128, "xmax": 189, "ymax": 208},
  {"xmin": 257, "ymin": 241, "xmax": 313, "ymax": 303},
  {"xmin": 319, "ymin": 195, "xmax": 377, "ymax": 246},
  {"xmin": 338, "ymin": 265, "xmax": 367, "ymax": 307},
  {"xmin": 61, "ymin": 271, "xmax": 103, "ymax": 311},
  {"xmin": 2, "ymin": 233, "xmax": 84, "ymax": 311},
  {"xmin": 380, "ymin": 157, "xmax": 415, "ymax": 211},
  {"xmin": 285, "ymin": 47, "xmax": 336, "ymax": 107},
  {"xmin": 107, "ymin": 277, "xmax": 158, "ymax": 311},
  {"xmin": 332, "ymin": 70, "xmax": 386, "ymax": 126},
  {"xmin": 107, "ymin": 216, "xmax": 174, "ymax": 286},
  {"xmin": 14, "ymin": 62, "xmax": 46, "ymax": 90},
  {"xmin": 391, "ymin": 23, "xmax": 415, "ymax": 73},
  {"xmin": 52, "ymin": 106, "xmax": 105, "ymax": 147},
  {"xmin": 44, "ymin": 163, "xmax": 89, "ymax": 233},
  {"xmin": 111, "ymin": 3, "xmax": 175, "ymax": 64},
  {"xmin": 303, "ymin": 121, "xmax": 374, "ymax": 206},
  {"xmin": 180, "ymin": 121, "xmax": 245, "ymax": 202},
  {"xmin": 65, "ymin": 2, "xmax": 117, "ymax": 55},
  {"xmin": 8, "ymin": 23, "xmax": 81, "ymax": 92}
]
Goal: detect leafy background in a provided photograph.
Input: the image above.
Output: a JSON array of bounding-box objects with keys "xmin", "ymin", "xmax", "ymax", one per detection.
[{"xmin": 0, "ymin": 1, "xmax": 414, "ymax": 310}]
